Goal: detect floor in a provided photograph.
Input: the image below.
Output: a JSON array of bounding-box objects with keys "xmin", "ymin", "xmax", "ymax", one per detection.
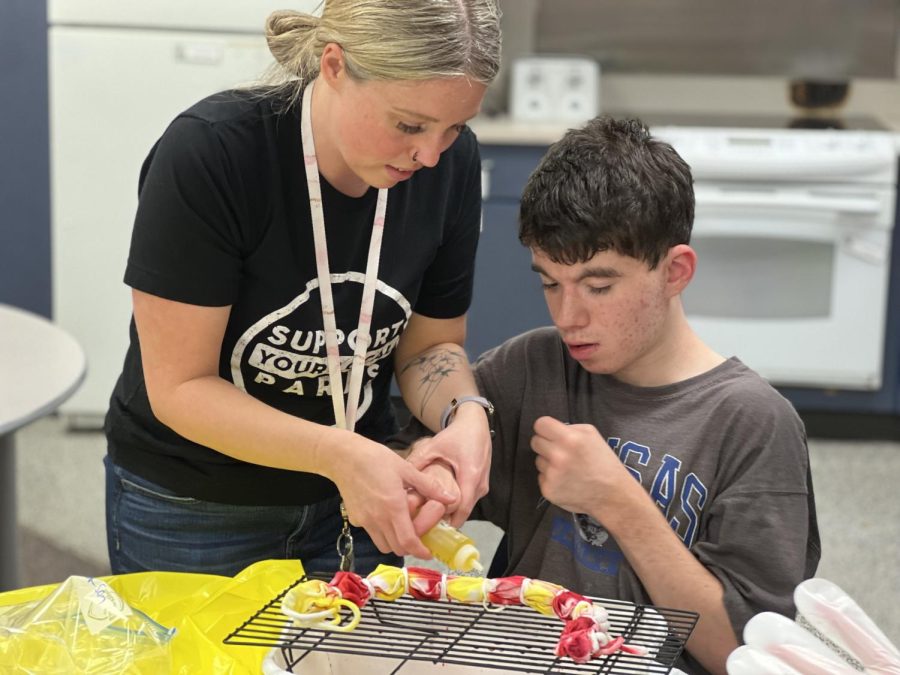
[{"xmin": 10, "ymin": 415, "xmax": 900, "ymax": 649}]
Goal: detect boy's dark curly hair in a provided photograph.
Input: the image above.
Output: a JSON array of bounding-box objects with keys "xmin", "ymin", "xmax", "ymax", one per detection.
[{"xmin": 519, "ymin": 116, "xmax": 694, "ymax": 270}]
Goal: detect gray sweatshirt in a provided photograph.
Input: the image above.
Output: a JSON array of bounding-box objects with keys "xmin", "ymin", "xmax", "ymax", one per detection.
[{"xmin": 469, "ymin": 327, "xmax": 820, "ymax": 671}]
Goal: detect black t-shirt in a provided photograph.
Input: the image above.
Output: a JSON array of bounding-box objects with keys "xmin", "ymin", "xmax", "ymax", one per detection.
[{"xmin": 105, "ymin": 88, "xmax": 483, "ymax": 505}]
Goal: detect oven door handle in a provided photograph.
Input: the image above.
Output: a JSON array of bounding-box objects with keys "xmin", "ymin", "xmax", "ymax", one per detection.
[
  {"xmin": 694, "ymin": 187, "xmax": 882, "ymax": 215},
  {"xmin": 692, "ymin": 214, "xmax": 888, "ymax": 264}
]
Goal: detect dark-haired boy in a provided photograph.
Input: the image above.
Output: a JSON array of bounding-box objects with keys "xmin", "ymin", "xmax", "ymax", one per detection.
[{"xmin": 408, "ymin": 117, "xmax": 820, "ymax": 674}]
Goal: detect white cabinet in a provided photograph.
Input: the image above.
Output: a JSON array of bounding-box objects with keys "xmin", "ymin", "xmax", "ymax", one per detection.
[{"xmin": 49, "ymin": 2, "xmax": 319, "ymax": 423}]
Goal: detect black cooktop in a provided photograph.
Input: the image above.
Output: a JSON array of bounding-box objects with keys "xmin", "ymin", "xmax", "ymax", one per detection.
[{"xmin": 623, "ymin": 111, "xmax": 890, "ymax": 132}]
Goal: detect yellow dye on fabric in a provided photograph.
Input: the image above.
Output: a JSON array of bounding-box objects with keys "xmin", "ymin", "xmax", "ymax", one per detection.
[
  {"xmin": 281, "ymin": 565, "xmax": 571, "ymax": 628},
  {"xmin": 521, "ymin": 578, "xmax": 566, "ymax": 616},
  {"xmin": 367, "ymin": 564, "xmax": 407, "ymax": 601}
]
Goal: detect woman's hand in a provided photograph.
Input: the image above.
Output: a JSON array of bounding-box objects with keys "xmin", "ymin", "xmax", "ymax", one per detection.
[
  {"xmin": 392, "ymin": 313, "xmax": 490, "ymax": 529},
  {"xmin": 327, "ymin": 435, "xmax": 458, "ymax": 559},
  {"xmin": 406, "ymin": 401, "xmax": 491, "ymax": 528}
]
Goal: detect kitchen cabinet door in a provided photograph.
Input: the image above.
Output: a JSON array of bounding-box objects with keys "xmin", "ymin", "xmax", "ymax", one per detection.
[
  {"xmin": 50, "ymin": 27, "xmax": 275, "ymax": 423},
  {"xmin": 466, "ymin": 203, "xmax": 551, "ymax": 360}
]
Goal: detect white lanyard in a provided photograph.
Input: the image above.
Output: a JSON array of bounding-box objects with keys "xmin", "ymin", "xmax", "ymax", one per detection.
[{"xmin": 301, "ymin": 81, "xmax": 388, "ymax": 432}]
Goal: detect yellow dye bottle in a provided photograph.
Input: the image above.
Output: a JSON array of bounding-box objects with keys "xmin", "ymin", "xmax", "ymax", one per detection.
[{"xmin": 421, "ymin": 520, "xmax": 483, "ymax": 573}]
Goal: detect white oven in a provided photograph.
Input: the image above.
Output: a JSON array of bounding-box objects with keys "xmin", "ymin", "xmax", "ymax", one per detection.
[{"xmin": 654, "ymin": 127, "xmax": 897, "ymax": 390}]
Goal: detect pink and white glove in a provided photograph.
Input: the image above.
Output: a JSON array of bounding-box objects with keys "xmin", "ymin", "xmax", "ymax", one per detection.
[{"xmin": 727, "ymin": 578, "xmax": 900, "ymax": 675}]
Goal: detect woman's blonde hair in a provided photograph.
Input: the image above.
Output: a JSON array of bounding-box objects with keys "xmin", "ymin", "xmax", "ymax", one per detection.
[{"xmin": 264, "ymin": 0, "xmax": 501, "ymax": 95}]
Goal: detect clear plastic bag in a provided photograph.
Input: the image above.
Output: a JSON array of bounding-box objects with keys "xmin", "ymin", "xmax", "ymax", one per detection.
[
  {"xmin": 0, "ymin": 575, "xmax": 174, "ymax": 674},
  {"xmin": 0, "ymin": 559, "xmax": 305, "ymax": 675}
]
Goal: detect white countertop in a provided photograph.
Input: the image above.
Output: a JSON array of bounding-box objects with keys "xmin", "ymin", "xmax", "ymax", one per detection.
[
  {"xmin": 469, "ymin": 117, "xmax": 573, "ymax": 146},
  {"xmin": 470, "ymin": 113, "xmax": 900, "ymax": 149}
]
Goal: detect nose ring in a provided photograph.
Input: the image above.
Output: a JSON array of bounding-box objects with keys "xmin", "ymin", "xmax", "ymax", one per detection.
[{"xmin": 413, "ymin": 151, "xmax": 419, "ymax": 163}]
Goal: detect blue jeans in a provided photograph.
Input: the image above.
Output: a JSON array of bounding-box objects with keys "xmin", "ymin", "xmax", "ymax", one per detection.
[{"xmin": 104, "ymin": 455, "xmax": 400, "ymax": 577}]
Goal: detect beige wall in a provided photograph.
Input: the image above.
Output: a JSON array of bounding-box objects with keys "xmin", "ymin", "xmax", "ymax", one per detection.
[
  {"xmin": 487, "ymin": 0, "xmax": 900, "ymax": 129},
  {"xmin": 599, "ymin": 74, "xmax": 900, "ymax": 128}
]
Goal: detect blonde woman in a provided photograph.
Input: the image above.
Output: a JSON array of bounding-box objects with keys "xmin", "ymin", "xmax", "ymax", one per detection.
[{"xmin": 104, "ymin": 0, "xmax": 501, "ymax": 577}]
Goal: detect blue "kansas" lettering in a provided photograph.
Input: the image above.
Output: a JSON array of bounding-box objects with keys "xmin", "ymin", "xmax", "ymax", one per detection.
[{"xmin": 601, "ymin": 439, "xmax": 709, "ymax": 548}]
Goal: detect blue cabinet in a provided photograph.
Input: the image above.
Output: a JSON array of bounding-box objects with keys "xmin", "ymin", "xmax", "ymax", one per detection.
[
  {"xmin": 0, "ymin": 1, "xmax": 51, "ymax": 317},
  {"xmin": 466, "ymin": 145, "xmax": 552, "ymax": 360},
  {"xmin": 467, "ymin": 201, "xmax": 549, "ymax": 359}
]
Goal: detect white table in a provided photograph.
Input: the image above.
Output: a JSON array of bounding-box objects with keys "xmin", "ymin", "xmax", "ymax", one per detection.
[{"xmin": 0, "ymin": 304, "xmax": 86, "ymax": 591}]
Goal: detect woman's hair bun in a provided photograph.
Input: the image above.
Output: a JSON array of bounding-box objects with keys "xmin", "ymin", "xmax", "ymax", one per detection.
[
  {"xmin": 265, "ymin": 10, "xmax": 317, "ymax": 37},
  {"xmin": 265, "ymin": 10, "xmax": 319, "ymax": 68}
]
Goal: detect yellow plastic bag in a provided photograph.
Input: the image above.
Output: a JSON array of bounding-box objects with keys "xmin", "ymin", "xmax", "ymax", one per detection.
[{"xmin": 0, "ymin": 559, "xmax": 304, "ymax": 675}]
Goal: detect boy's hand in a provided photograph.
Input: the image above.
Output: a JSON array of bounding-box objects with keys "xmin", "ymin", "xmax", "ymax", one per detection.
[
  {"xmin": 405, "ymin": 438, "xmax": 461, "ymax": 535},
  {"xmin": 531, "ymin": 416, "xmax": 639, "ymax": 518}
]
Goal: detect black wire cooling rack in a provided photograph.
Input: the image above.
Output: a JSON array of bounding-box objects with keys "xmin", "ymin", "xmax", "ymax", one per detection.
[{"xmin": 224, "ymin": 574, "xmax": 698, "ymax": 674}]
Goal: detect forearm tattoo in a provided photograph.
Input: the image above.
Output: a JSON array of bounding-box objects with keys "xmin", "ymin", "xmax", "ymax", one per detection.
[{"xmin": 399, "ymin": 347, "xmax": 466, "ymax": 419}]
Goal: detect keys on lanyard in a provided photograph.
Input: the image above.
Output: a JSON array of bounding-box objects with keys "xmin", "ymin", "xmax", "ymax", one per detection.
[{"xmin": 337, "ymin": 502, "xmax": 354, "ymax": 572}]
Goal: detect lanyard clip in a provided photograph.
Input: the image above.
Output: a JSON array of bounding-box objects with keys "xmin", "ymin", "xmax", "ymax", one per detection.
[{"xmin": 336, "ymin": 501, "xmax": 355, "ymax": 572}]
